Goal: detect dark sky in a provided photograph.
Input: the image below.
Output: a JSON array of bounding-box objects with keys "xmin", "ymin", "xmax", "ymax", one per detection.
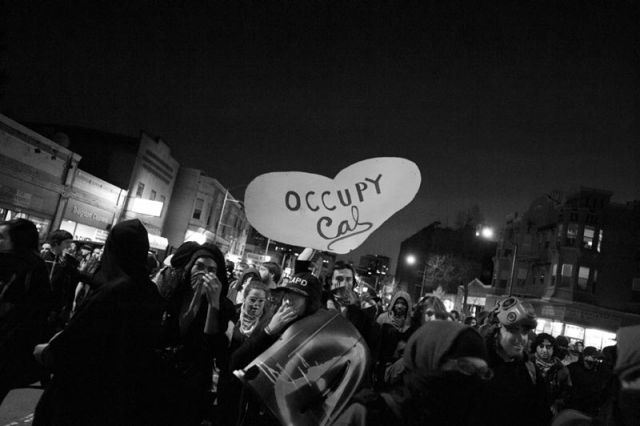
[{"xmin": 2, "ymin": 0, "xmax": 639, "ymax": 270}]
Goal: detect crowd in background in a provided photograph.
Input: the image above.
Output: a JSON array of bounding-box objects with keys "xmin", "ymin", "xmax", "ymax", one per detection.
[{"xmin": 1, "ymin": 217, "xmax": 639, "ymax": 426}]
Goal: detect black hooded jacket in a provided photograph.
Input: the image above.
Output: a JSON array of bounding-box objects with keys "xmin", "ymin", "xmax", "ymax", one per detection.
[
  {"xmin": 33, "ymin": 219, "xmax": 166, "ymax": 426},
  {"xmin": 0, "ymin": 250, "xmax": 51, "ymax": 400},
  {"xmin": 479, "ymin": 325, "xmax": 551, "ymax": 426}
]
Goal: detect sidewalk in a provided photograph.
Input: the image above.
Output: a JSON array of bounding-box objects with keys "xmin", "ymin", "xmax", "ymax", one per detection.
[{"xmin": 0, "ymin": 386, "xmax": 42, "ymax": 426}]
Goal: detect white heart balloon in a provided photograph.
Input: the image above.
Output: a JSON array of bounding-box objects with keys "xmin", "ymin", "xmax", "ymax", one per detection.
[{"xmin": 244, "ymin": 157, "xmax": 421, "ymax": 254}]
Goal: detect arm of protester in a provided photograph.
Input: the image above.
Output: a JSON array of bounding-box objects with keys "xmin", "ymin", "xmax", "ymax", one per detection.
[
  {"xmin": 229, "ymin": 304, "xmax": 297, "ymax": 371},
  {"xmin": 38, "ymin": 286, "xmax": 115, "ymax": 376},
  {"xmin": 202, "ymin": 272, "xmax": 222, "ymax": 335}
]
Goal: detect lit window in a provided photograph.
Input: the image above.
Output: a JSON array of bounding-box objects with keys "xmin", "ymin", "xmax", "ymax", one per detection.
[
  {"xmin": 567, "ymin": 223, "xmax": 579, "ymax": 245},
  {"xmin": 578, "ymin": 266, "xmax": 590, "ymax": 290},
  {"xmin": 193, "ymin": 198, "xmax": 204, "ymax": 220},
  {"xmin": 564, "ymin": 324, "xmax": 585, "ymax": 341},
  {"xmin": 560, "ymin": 263, "xmax": 573, "ymax": 287},
  {"xmin": 583, "ymin": 226, "xmax": 595, "ymax": 249},
  {"xmin": 136, "ymin": 182, "xmax": 145, "ymax": 197},
  {"xmin": 597, "ymin": 230, "xmax": 604, "ymax": 252}
]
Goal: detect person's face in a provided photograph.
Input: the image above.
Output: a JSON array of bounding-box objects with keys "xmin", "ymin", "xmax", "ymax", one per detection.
[
  {"xmin": 258, "ymin": 265, "xmax": 272, "ymax": 282},
  {"xmin": 190, "ymin": 257, "xmax": 217, "ymax": 279},
  {"xmin": 282, "ymin": 291, "xmax": 308, "ymax": 316},
  {"xmin": 0, "ymin": 225, "xmax": 13, "ymax": 252},
  {"xmin": 54, "ymin": 238, "xmax": 72, "ymax": 256},
  {"xmin": 499, "ymin": 324, "xmax": 529, "ymax": 358},
  {"xmin": 536, "ymin": 339, "xmax": 554, "ymax": 361},
  {"xmin": 575, "ymin": 342, "xmax": 584, "ymax": 353},
  {"xmin": 424, "ymin": 308, "xmax": 436, "ymax": 323},
  {"xmin": 245, "ymin": 289, "xmax": 266, "ymax": 316},
  {"xmin": 470, "ymin": 319, "xmax": 477, "ymax": 327},
  {"xmin": 81, "ymin": 248, "xmax": 91, "ymax": 256},
  {"xmin": 330, "ymin": 268, "xmax": 354, "ymax": 291},
  {"xmin": 392, "ymin": 298, "xmax": 408, "ymax": 317},
  {"xmin": 584, "ymin": 355, "xmax": 597, "ymax": 370}
]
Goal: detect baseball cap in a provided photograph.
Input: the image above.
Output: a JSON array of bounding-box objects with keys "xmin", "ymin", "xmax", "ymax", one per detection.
[
  {"xmin": 495, "ymin": 297, "xmax": 537, "ymax": 330},
  {"xmin": 279, "ymin": 272, "xmax": 322, "ymax": 304}
]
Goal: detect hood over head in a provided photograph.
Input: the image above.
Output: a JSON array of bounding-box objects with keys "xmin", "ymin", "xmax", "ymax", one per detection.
[
  {"xmin": 184, "ymin": 242, "xmax": 229, "ymax": 297},
  {"xmin": 389, "ymin": 290, "xmax": 413, "ymax": 316},
  {"xmin": 404, "ymin": 321, "xmax": 486, "ymax": 375},
  {"xmin": 95, "ymin": 219, "xmax": 149, "ymax": 283}
]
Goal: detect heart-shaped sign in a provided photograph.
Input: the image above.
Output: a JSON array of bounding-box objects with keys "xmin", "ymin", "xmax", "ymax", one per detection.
[{"xmin": 244, "ymin": 157, "xmax": 421, "ymax": 254}]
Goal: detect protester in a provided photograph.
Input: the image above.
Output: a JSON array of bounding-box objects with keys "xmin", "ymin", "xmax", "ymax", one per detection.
[
  {"xmin": 334, "ymin": 321, "xmax": 491, "ymax": 426},
  {"xmin": 324, "ymin": 260, "xmax": 379, "ymax": 352},
  {"xmin": 32, "ymin": 219, "xmax": 166, "ymax": 425},
  {"xmin": 409, "ymin": 295, "xmax": 447, "ymax": 332},
  {"xmin": 450, "ymin": 310, "xmax": 461, "ymax": 322},
  {"xmin": 464, "ymin": 316, "xmax": 478, "ymax": 327},
  {"xmin": 479, "ymin": 296, "xmax": 551, "ymax": 426},
  {"xmin": 227, "ymin": 267, "xmax": 261, "ymax": 306},
  {"xmin": 0, "ymin": 219, "xmax": 51, "ymax": 403},
  {"xmin": 154, "ymin": 241, "xmax": 232, "ymax": 426},
  {"xmin": 258, "ymin": 261, "xmax": 281, "ymax": 290},
  {"xmin": 374, "ymin": 290, "xmax": 413, "ymax": 386},
  {"xmin": 565, "ymin": 346, "xmax": 612, "ymax": 417},
  {"xmin": 218, "ymin": 280, "xmax": 270, "ymax": 425},
  {"xmin": 230, "ymin": 271, "xmax": 323, "ymax": 426},
  {"xmin": 552, "ymin": 325, "xmax": 640, "ymax": 426},
  {"xmin": 41, "ymin": 230, "xmax": 79, "ymax": 330},
  {"xmin": 376, "ymin": 290, "xmax": 412, "ymax": 333},
  {"xmin": 532, "ymin": 333, "xmax": 572, "ymax": 415}
]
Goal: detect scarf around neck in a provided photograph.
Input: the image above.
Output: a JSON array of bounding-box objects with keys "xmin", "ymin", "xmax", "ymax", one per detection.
[
  {"xmin": 238, "ymin": 298, "xmax": 263, "ymax": 337},
  {"xmin": 534, "ymin": 354, "xmax": 555, "ymax": 377}
]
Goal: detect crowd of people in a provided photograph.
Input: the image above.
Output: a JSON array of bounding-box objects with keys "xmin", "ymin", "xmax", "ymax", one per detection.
[{"xmin": 1, "ymin": 217, "xmax": 639, "ymax": 425}]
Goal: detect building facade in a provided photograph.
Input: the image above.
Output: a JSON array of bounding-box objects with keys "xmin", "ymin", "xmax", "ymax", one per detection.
[
  {"xmin": 163, "ymin": 167, "xmax": 248, "ymax": 255},
  {"xmin": 0, "ymin": 114, "xmax": 81, "ymax": 240},
  {"xmin": 491, "ymin": 187, "xmax": 640, "ymax": 347}
]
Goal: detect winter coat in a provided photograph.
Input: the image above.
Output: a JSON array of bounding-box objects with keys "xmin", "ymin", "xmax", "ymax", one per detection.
[
  {"xmin": 33, "ymin": 219, "xmax": 166, "ymax": 426},
  {"xmin": 479, "ymin": 325, "xmax": 551, "ymax": 426},
  {"xmin": 536, "ymin": 356, "xmax": 572, "ymax": 413},
  {"xmin": 335, "ymin": 321, "xmax": 489, "ymax": 426},
  {"xmin": 566, "ymin": 361, "xmax": 612, "ymax": 417},
  {"xmin": 0, "ymin": 251, "xmax": 51, "ymax": 402}
]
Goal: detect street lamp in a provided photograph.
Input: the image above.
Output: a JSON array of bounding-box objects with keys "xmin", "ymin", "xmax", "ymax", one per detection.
[
  {"xmin": 476, "ymin": 225, "xmax": 516, "ymax": 297},
  {"xmin": 406, "ymin": 254, "xmax": 428, "ymax": 299},
  {"xmin": 214, "ymin": 188, "xmax": 244, "ymax": 250}
]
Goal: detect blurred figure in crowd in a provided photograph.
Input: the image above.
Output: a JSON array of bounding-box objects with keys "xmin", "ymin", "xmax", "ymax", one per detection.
[
  {"xmin": 334, "ymin": 321, "xmax": 491, "ymax": 426},
  {"xmin": 33, "ymin": 219, "xmax": 166, "ymax": 426},
  {"xmin": 0, "ymin": 219, "xmax": 51, "ymax": 403},
  {"xmin": 565, "ymin": 346, "xmax": 611, "ymax": 417}
]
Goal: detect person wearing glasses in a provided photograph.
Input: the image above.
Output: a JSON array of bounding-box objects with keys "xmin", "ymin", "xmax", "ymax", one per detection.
[{"xmin": 478, "ymin": 296, "xmax": 551, "ymax": 426}]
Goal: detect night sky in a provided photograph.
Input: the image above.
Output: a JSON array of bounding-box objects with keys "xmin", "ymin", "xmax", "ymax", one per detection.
[{"xmin": 2, "ymin": 1, "xmax": 639, "ymax": 269}]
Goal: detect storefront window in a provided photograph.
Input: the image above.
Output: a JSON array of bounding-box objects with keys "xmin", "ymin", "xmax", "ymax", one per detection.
[
  {"xmin": 60, "ymin": 219, "xmax": 77, "ymax": 235},
  {"xmin": 535, "ymin": 318, "xmax": 565, "ymax": 336},
  {"xmin": 564, "ymin": 324, "xmax": 585, "ymax": 342},
  {"xmin": 584, "ymin": 329, "xmax": 616, "ymax": 350}
]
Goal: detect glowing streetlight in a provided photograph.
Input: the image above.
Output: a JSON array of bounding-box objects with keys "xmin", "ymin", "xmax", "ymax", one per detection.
[
  {"xmin": 481, "ymin": 227, "xmax": 494, "ymax": 239},
  {"xmin": 406, "ymin": 254, "xmax": 416, "ymax": 265}
]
